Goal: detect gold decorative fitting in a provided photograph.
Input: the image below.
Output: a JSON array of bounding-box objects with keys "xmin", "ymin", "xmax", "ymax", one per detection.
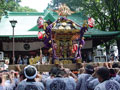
[
  {"xmin": 83, "ymin": 20, "xmax": 88, "ymax": 27},
  {"xmin": 51, "ymin": 4, "xmax": 75, "ymax": 17}
]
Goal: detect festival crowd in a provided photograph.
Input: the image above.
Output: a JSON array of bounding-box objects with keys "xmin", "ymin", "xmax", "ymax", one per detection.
[{"xmin": 1, "ymin": 61, "xmax": 120, "ymax": 90}]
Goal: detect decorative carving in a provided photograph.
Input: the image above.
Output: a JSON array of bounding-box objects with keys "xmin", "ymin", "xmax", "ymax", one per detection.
[
  {"xmin": 24, "ymin": 44, "xmax": 30, "ymax": 50},
  {"xmin": 51, "ymin": 4, "xmax": 75, "ymax": 17}
]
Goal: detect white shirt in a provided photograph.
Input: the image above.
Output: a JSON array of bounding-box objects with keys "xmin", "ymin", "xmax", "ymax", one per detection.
[
  {"xmin": 42, "ymin": 56, "xmax": 48, "ymax": 64},
  {"xmin": 3, "ymin": 64, "xmax": 8, "ymax": 70}
]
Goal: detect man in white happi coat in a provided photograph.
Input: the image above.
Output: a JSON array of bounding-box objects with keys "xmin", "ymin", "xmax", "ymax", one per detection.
[
  {"xmin": 94, "ymin": 67, "xmax": 120, "ymax": 90},
  {"xmin": 76, "ymin": 64, "xmax": 94, "ymax": 90}
]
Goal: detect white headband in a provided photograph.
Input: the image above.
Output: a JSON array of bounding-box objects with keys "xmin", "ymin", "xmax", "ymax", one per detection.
[{"xmin": 24, "ymin": 65, "xmax": 37, "ymax": 79}]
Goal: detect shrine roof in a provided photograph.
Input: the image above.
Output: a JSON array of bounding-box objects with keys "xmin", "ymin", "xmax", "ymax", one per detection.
[
  {"xmin": 0, "ymin": 11, "xmax": 120, "ymax": 38},
  {"xmin": 8, "ymin": 12, "xmax": 44, "ymax": 16},
  {"xmin": 85, "ymin": 28, "xmax": 120, "ymax": 37},
  {"xmin": 0, "ymin": 11, "xmax": 43, "ymax": 36}
]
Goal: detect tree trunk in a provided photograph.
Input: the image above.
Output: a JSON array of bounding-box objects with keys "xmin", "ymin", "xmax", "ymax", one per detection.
[{"xmin": 116, "ymin": 39, "xmax": 120, "ymax": 61}]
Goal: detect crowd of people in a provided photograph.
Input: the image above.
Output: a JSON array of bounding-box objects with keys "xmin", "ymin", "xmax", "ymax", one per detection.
[
  {"xmin": 8, "ymin": 49, "xmax": 50, "ymax": 65},
  {"xmin": 0, "ymin": 61, "xmax": 120, "ymax": 90},
  {"xmin": 7, "ymin": 49, "xmax": 118, "ymax": 65}
]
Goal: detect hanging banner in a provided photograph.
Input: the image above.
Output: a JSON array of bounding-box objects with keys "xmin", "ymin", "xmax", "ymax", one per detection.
[
  {"xmin": 2, "ymin": 40, "xmax": 92, "ymax": 51},
  {"xmin": 3, "ymin": 42, "xmax": 44, "ymax": 51}
]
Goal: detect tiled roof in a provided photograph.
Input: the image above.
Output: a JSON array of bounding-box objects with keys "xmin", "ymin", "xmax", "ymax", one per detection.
[{"xmin": 0, "ymin": 11, "xmax": 120, "ymax": 38}]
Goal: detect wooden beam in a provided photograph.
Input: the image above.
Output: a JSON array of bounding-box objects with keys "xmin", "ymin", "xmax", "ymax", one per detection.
[
  {"xmin": 8, "ymin": 64, "xmax": 82, "ymax": 72},
  {"xmin": 8, "ymin": 62, "xmax": 114, "ymax": 72}
]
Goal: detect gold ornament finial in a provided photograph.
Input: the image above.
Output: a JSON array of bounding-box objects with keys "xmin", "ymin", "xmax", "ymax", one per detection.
[{"xmin": 50, "ymin": 4, "xmax": 75, "ymax": 17}]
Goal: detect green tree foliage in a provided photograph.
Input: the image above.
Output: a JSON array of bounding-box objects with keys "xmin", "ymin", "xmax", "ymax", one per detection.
[
  {"xmin": 0, "ymin": 0, "xmax": 17, "ymax": 12},
  {"xmin": 0, "ymin": 0, "xmax": 37, "ymax": 21},
  {"xmin": 15, "ymin": 6, "xmax": 37, "ymax": 12},
  {"xmin": 0, "ymin": 0, "xmax": 37, "ymax": 19},
  {"xmin": 0, "ymin": 0, "xmax": 16, "ymax": 19}
]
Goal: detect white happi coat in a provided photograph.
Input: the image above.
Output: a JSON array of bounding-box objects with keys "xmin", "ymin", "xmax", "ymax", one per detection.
[
  {"xmin": 76, "ymin": 73, "xmax": 91, "ymax": 90},
  {"xmin": 94, "ymin": 80, "xmax": 120, "ymax": 90},
  {"xmin": 86, "ymin": 76, "xmax": 99, "ymax": 90}
]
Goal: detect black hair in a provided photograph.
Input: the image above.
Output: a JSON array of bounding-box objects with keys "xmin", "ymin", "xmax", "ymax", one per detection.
[
  {"xmin": 19, "ymin": 70, "xmax": 26, "ymax": 79},
  {"xmin": 85, "ymin": 64, "xmax": 94, "ymax": 74},
  {"xmin": 25, "ymin": 67, "xmax": 36, "ymax": 77},
  {"xmin": 56, "ymin": 69, "xmax": 65, "ymax": 77},
  {"xmin": 112, "ymin": 62, "xmax": 120, "ymax": 68},
  {"xmin": 49, "ymin": 66, "xmax": 60, "ymax": 76},
  {"xmin": 109, "ymin": 69, "xmax": 116, "ymax": 78},
  {"xmin": 96, "ymin": 67, "xmax": 110, "ymax": 81}
]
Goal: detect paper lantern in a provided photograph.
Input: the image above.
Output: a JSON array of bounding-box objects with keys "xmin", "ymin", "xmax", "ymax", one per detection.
[
  {"xmin": 38, "ymin": 30, "xmax": 45, "ymax": 39},
  {"xmin": 88, "ymin": 18, "xmax": 95, "ymax": 28},
  {"xmin": 37, "ymin": 17, "xmax": 44, "ymax": 29},
  {"xmin": 38, "ymin": 32, "xmax": 43, "ymax": 39}
]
